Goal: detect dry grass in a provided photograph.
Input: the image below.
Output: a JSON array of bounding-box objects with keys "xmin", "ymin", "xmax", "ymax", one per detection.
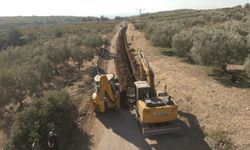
[{"xmin": 206, "ymin": 129, "xmax": 236, "ymax": 150}]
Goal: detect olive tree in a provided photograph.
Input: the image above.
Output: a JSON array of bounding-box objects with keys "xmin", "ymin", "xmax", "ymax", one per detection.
[
  {"xmin": 7, "ymin": 90, "xmax": 76, "ymax": 150},
  {"xmin": 83, "ymin": 34, "xmax": 103, "ymax": 48},
  {"xmin": 42, "ymin": 39, "xmax": 71, "ymax": 65},
  {"xmin": 245, "ymin": 35, "xmax": 250, "ymax": 76},
  {"xmin": 0, "ymin": 64, "xmax": 40, "ymax": 109},
  {"xmin": 134, "ymin": 22, "xmax": 145, "ymax": 30},
  {"xmin": 172, "ymin": 30, "xmax": 193, "ymax": 57},
  {"xmin": 71, "ymin": 47, "xmax": 93, "ymax": 70},
  {"xmin": 190, "ymin": 28, "xmax": 248, "ymax": 70},
  {"xmin": 149, "ymin": 22, "xmax": 183, "ymax": 47},
  {"xmin": 7, "ymin": 27, "xmax": 25, "ymax": 47},
  {"xmin": 71, "ymin": 46, "xmax": 84, "ymax": 70},
  {"xmin": 0, "ymin": 69, "xmax": 16, "ymax": 106},
  {"xmin": 247, "ymin": 34, "xmax": 250, "ymax": 48},
  {"xmin": 218, "ymin": 20, "xmax": 249, "ymax": 36},
  {"xmin": 32, "ymin": 55, "xmax": 55, "ymax": 82},
  {"xmin": 245, "ymin": 55, "xmax": 250, "ymax": 77}
]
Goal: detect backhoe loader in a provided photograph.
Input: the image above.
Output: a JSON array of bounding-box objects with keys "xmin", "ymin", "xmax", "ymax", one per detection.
[
  {"xmin": 92, "ymin": 74, "xmax": 120, "ymax": 112},
  {"xmin": 127, "ymin": 51, "xmax": 179, "ymax": 136}
]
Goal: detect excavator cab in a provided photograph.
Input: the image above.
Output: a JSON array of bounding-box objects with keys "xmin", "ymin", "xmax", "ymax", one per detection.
[
  {"xmin": 127, "ymin": 81, "xmax": 179, "ymax": 136},
  {"xmin": 135, "ymin": 81, "xmax": 151, "ymax": 100},
  {"xmin": 126, "ymin": 81, "xmax": 151, "ymax": 104}
]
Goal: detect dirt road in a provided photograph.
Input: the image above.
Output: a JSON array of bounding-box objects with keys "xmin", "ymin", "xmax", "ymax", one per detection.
[
  {"xmin": 90, "ymin": 26, "xmax": 151, "ymax": 150},
  {"xmin": 90, "ymin": 26, "xmax": 150, "ymax": 150}
]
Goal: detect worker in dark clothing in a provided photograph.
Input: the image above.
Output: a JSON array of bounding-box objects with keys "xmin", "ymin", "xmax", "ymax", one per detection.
[
  {"xmin": 48, "ymin": 131, "xmax": 59, "ymax": 150},
  {"xmin": 32, "ymin": 139, "xmax": 40, "ymax": 150}
]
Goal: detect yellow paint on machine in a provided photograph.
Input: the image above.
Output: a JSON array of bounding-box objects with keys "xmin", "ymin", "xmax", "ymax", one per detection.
[{"xmin": 137, "ymin": 100, "xmax": 178, "ymax": 124}]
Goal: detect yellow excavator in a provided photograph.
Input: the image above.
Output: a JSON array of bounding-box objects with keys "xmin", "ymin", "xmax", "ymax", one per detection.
[
  {"xmin": 92, "ymin": 74, "xmax": 120, "ymax": 112},
  {"xmin": 127, "ymin": 51, "xmax": 179, "ymax": 136}
]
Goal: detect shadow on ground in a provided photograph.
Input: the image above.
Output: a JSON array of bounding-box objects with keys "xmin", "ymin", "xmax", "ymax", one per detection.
[
  {"xmin": 161, "ymin": 50, "xmax": 177, "ymax": 57},
  {"xmin": 208, "ymin": 69, "xmax": 250, "ymax": 89},
  {"xmin": 68, "ymin": 128, "xmax": 93, "ymax": 150},
  {"xmin": 159, "ymin": 49, "xmax": 196, "ymax": 65},
  {"xmin": 96, "ymin": 109, "xmax": 211, "ymax": 150}
]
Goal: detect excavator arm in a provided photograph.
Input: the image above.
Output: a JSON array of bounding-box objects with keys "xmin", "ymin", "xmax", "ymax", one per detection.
[
  {"xmin": 92, "ymin": 75, "xmax": 120, "ymax": 112},
  {"xmin": 139, "ymin": 51, "xmax": 157, "ymax": 97}
]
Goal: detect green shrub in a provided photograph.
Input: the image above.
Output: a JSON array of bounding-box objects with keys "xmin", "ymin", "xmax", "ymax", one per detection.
[
  {"xmin": 33, "ymin": 56, "xmax": 55, "ymax": 82},
  {"xmin": 245, "ymin": 55, "xmax": 250, "ymax": 77},
  {"xmin": 218, "ymin": 20, "xmax": 249, "ymax": 36},
  {"xmin": 0, "ymin": 37, "xmax": 7, "ymax": 50},
  {"xmin": 144, "ymin": 22, "xmax": 155, "ymax": 39},
  {"xmin": 210, "ymin": 12, "xmax": 228, "ymax": 23},
  {"xmin": 54, "ymin": 29, "xmax": 63, "ymax": 38},
  {"xmin": 0, "ymin": 69, "xmax": 16, "ymax": 106},
  {"xmin": 0, "ymin": 64, "xmax": 40, "ymax": 107},
  {"xmin": 83, "ymin": 34, "xmax": 103, "ymax": 48},
  {"xmin": 190, "ymin": 28, "xmax": 248, "ymax": 69},
  {"xmin": 207, "ymin": 130, "xmax": 235, "ymax": 150},
  {"xmin": 179, "ymin": 16, "xmax": 206, "ymax": 27},
  {"xmin": 42, "ymin": 39, "xmax": 71, "ymax": 65},
  {"xmin": 149, "ymin": 22, "xmax": 182, "ymax": 47},
  {"xmin": 172, "ymin": 30, "xmax": 193, "ymax": 57},
  {"xmin": 102, "ymin": 38, "xmax": 110, "ymax": 46},
  {"xmin": 71, "ymin": 47, "xmax": 94, "ymax": 70},
  {"xmin": 247, "ymin": 34, "xmax": 250, "ymax": 48},
  {"xmin": 7, "ymin": 27, "xmax": 26, "ymax": 47},
  {"xmin": 0, "ymin": 20, "xmax": 114, "ymax": 109},
  {"xmin": 134, "ymin": 22, "xmax": 145, "ymax": 30},
  {"xmin": 6, "ymin": 90, "xmax": 77, "ymax": 150}
]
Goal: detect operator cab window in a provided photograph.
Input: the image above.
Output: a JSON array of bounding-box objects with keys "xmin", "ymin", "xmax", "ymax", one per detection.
[{"xmin": 138, "ymin": 87, "xmax": 150, "ymax": 100}]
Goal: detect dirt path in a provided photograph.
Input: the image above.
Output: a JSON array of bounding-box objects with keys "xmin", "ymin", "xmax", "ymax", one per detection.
[
  {"xmin": 102, "ymin": 27, "xmax": 119, "ymax": 76},
  {"xmin": 90, "ymin": 26, "xmax": 146, "ymax": 150},
  {"xmin": 126, "ymin": 23, "xmax": 250, "ymax": 149}
]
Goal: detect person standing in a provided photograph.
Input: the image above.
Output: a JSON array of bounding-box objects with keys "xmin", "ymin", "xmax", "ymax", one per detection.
[
  {"xmin": 32, "ymin": 139, "xmax": 40, "ymax": 150},
  {"xmin": 48, "ymin": 131, "xmax": 59, "ymax": 150}
]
